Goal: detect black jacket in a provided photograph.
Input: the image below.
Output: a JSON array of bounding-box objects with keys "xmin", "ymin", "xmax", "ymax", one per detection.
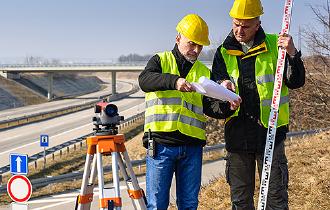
[
  {"xmin": 139, "ymin": 44, "xmax": 232, "ymax": 148},
  {"xmin": 212, "ymin": 27, "xmax": 305, "ymax": 153}
]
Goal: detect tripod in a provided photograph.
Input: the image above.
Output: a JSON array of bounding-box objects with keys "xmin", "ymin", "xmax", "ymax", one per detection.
[{"xmin": 75, "ymin": 133, "xmax": 147, "ymax": 210}]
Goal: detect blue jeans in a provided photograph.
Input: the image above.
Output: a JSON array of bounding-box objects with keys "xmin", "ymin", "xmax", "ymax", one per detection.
[{"xmin": 146, "ymin": 143, "xmax": 203, "ymax": 210}]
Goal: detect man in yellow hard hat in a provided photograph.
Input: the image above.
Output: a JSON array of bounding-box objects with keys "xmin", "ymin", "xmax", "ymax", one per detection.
[
  {"xmin": 212, "ymin": 0, "xmax": 305, "ymax": 209},
  {"xmin": 139, "ymin": 14, "xmax": 237, "ymax": 210}
]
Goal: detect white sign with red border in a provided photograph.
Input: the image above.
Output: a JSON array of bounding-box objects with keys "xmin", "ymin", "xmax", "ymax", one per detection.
[{"xmin": 7, "ymin": 175, "xmax": 32, "ymax": 203}]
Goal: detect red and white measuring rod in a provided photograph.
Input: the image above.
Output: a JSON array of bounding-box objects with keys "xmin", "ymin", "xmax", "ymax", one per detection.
[{"xmin": 257, "ymin": 0, "xmax": 294, "ymax": 209}]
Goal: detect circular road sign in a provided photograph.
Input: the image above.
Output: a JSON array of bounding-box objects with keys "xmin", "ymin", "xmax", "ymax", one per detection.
[{"xmin": 7, "ymin": 175, "xmax": 32, "ymax": 203}]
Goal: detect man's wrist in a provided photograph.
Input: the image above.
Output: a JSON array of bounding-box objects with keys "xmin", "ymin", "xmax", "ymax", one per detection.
[{"xmin": 289, "ymin": 48, "xmax": 298, "ymax": 58}]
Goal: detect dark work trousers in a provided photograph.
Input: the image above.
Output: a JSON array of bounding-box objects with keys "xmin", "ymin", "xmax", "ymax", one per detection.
[{"xmin": 225, "ymin": 142, "xmax": 289, "ymax": 210}]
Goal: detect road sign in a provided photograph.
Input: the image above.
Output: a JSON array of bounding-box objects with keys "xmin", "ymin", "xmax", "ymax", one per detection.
[
  {"xmin": 10, "ymin": 154, "xmax": 28, "ymax": 175},
  {"xmin": 7, "ymin": 175, "xmax": 32, "ymax": 203},
  {"xmin": 40, "ymin": 134, "xmax": 49, "ymax": 147},
  {"xmin": 11, "ymin": 202, "xmax": 29, "ymax": 210}
]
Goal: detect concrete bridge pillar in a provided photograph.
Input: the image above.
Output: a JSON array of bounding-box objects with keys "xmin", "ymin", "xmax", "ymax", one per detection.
[
  {"xmin": 111, "ymin": 71, "xmax": 116, "ymax": 96},
  {"xmin": 0, "ymin": 71, "xmax": 20, "ymax": 79},
  {"xmin": 47, "ymin": 72, "xmax": 54, "ymax": 101}
]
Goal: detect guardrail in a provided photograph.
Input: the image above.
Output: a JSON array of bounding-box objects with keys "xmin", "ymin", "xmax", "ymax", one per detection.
[
  {"xmin": 0, "ymin": 112, "xmax": 145, "ymax": 176},
  {"xmin": 0, "ymin": 82, "xmax": 140, "ymax": 130},
  {"xmin": 0, "ymin": 125, "xmax": 328, "ymax": 193}
]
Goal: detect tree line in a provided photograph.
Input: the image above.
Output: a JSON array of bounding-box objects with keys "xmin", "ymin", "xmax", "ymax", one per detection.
[{"xmin": 117, "ymin": 49, "xmax": 217, "ymax": 63}]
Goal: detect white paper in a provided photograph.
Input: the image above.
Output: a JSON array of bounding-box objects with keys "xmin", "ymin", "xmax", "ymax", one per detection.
[{"xmin": 191, "ymin": 76, "xmax": 240, "ymax": 102}]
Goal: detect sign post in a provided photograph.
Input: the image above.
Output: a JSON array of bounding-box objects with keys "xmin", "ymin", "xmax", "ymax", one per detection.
[
  {"xmin": 40, "ymin": 134, "xmax": 49, "ymax": 169},
  {"xmin": 11, "ymin": 203, "xmax": 29, "ymax": 210}
]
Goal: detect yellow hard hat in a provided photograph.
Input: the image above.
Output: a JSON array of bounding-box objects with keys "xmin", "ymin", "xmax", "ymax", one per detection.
[
  {"xmin": 176, "ymin": 14, "xmax": 210, "ymax": 46},
  {"xmin": 229, "ymin": 0, "xmax": 264, "ymax": 19}
]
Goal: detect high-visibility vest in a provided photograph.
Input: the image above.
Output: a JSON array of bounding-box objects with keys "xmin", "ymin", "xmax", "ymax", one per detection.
[
  {"xmin": 220, "ymin": 34, "xmax": 289, "ymax": 128},
  {"xmin": 144, "ymin": 51, "xmax": 211, "ymax": 140}
]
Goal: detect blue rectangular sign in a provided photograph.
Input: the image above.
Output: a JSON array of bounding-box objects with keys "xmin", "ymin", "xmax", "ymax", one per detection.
[
  {"xmin": 40, "ymin": 134, "xmax": 49, "ymax": 147},
  {"xmin": 10, "ymin": 153, "xmax": 28, "ymax": 175}
]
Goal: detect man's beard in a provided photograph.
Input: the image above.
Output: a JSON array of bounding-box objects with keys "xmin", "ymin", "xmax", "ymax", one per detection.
[{"xmin": 184, "ymin": 55, "xmax": 197, "ymax": 63}]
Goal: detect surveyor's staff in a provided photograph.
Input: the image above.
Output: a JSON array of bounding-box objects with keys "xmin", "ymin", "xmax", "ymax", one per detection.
[{"xmin": 257, "ymin": 0, "xmax": 294, "ymax": 209}]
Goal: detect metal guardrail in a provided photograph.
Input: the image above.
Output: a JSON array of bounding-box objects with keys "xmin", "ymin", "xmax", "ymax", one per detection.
[
  {"xmin": 0, "ymin": 61, "xmax": 214, "ymax": 69},
  {"xmin": 23, "ymin": 144, "xmax": 226, "ymax": 190},
  {"xmin": 286, "ymin": 128, "xmax": 330, "ymax": 138},
  {"xmin": 0, "ymin": 112, "xmax": 145, "ymax": 176},
  {"xmin": 0, "ymin": 82, "xmax": 140, "ymax": 130},
  {"xmin": 0, "ymin": 126, "xmax": 328, "ymax": 193}
]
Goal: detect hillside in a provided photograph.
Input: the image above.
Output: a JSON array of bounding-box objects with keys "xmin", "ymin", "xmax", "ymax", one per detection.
[
  {"xmin": 198, "ymin": 131, "xmax": 330, "ymax": 209},
  {"xmin": 0, "ymin": 76, "xmax": 46, "ymax": 110},
  {"xmin": 0, "ymin": 73, "xmax": 105, "ymax": 111}
]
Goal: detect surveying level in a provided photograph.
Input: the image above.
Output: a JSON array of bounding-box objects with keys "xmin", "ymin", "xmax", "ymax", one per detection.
[
  {"xmin": 92, "ymin": 100, "xmax": 124, "ymax": 135},
  {"xmin": 75, "ymin": 100, "xmax": 147, "ymax": 210}
]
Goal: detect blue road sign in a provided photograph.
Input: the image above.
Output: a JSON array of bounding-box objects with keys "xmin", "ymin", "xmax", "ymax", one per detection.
[
  {"xmin": 40, "ymin": 134, "xmax": 49, "ymax": 147},
  {"xmin": 10, "ymin": 153, "xmax": 28, "ymax": 175}
]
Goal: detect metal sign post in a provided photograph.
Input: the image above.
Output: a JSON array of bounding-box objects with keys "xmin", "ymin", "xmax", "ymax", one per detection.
[
  {"xmin": 257, "ymin": 0, "xmax": 294, "ymax": 209},
  {"xmin": 40, "ymin": 134, "xmax": 49, "ymax": 169}
]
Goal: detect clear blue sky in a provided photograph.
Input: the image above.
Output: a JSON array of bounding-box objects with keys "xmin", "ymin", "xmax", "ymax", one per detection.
[{"xmin": 0, "ymin": 0, "xmax": 321, "ymax": 62}]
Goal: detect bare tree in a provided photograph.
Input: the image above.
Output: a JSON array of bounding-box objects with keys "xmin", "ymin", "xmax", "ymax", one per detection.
[
  {"xmin": 304, "ymin": 0, "xmax": 330, "ymax": 56},
  {"xmin": 290, "ymin": 0, "xmax": 330, "ymax": 130}
]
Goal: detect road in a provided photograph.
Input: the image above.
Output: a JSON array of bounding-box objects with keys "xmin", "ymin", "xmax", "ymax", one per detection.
[
  {"xmin": 0, "ymin": 79, "xmax": 145, "ymax": 168},
  {"xmin": 0, "ymin": 77, "xmax": 226, "ymax": 209}
]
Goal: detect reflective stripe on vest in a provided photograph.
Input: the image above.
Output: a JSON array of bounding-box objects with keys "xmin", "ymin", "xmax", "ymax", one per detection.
[
  {"xmin": 256, "ymin": 74, "xmax": 275, "ymax": 84},
  {"xmin": 144, "ymin": 51, "xmax": 210, "ymax": 140},
  {"xmin": 145, "ymin": 97, "xmax": 204, "ymax": 115},
  {"xmin": 220, "ymin": 34, "xmax": 289, "ymax": 127},
  {"xmin": 145, "ymin": 114, "xmax": 206, "ymax": 130}
]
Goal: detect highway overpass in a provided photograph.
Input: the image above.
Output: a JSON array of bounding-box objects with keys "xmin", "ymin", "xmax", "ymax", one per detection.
[
  {"xmin": 0, "ymin": 64, "xmax": 145, "ymax": 100},
  {"xmin": 0, "ymin": 62, "xmax": 212, "ymax": 100}
]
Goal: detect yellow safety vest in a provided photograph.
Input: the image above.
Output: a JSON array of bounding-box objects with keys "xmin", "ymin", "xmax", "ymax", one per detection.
[
  {"xmin": 220, "ymin": 34, "xmax": 289, "ymax": 128},
  {"xmin": 144, "ymin": 51, "xmax": 211, "ymax": 140}
]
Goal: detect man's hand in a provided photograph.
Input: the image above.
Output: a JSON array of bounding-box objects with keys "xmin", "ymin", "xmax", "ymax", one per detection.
[
  {"xmin": 278, "ymin": 33, "xmax": 297, "ymax": 56},
  {"xmin": 229, "ymin": 98, "xmax": 241, "ymax": 110},
  {"xmin": 220, "ymin": 80, "xmax": 242, "ymax": 110},
  {"xmin": 220, "ymin": 80, "xmax": 236, "ymax": 92},
  {"xmin": 176, "ymin": 78, "xmax": 195, "ymax": 92}
]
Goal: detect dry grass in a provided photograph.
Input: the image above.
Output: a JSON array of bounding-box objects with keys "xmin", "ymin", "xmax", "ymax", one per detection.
[
  {"xmin": 0, "ymin": 76, "xmax": 46, "ymax": 105},
  {"xmin": 198, "ymin": 131, "xmax": 330, "ymax": 210},
  {"xmin": 0, "ymin": 119, "xmax": 145, "ymax": 204}
]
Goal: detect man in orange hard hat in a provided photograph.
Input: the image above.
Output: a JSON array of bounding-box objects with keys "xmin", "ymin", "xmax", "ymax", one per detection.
[
  {"xmin": 139, "ymin": 14, "xmax": 238, "ymax": 210},
  {"xmin": 212, "ymin": 0, "xmax": 305, "ymax": 209}
]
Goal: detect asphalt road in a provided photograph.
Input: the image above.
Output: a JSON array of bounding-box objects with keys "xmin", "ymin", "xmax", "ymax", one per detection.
[{"xmin": 0, "ymin": 80, "xmax": 145, "ymax": 168}]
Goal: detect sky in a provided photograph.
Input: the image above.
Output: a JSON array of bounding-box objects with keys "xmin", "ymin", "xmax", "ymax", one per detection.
[{"xmin": 0, "ymin": 0, "xmax": 323, "ymax": 63}]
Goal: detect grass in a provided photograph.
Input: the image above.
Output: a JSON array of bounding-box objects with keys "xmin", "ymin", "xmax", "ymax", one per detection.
[
  {"xmin": 197, "ymin": 131, "xmax": 330, "ymax": 210},
  {"xmin": 1, "ymin": 116, "xmax": 328, "ymax": 209},
  {"xmin": 0, "ymin": 118, "xmax": 146, "ymax": 204}
]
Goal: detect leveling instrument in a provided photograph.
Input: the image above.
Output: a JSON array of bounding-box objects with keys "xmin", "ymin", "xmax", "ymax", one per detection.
[
  {"xmin": 75, "ymin": 100, "xmax": 147, "ymax": 210},
  {"xmin": 257, "ymin": 0, "xmax": 294, "ymax": 209}
]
